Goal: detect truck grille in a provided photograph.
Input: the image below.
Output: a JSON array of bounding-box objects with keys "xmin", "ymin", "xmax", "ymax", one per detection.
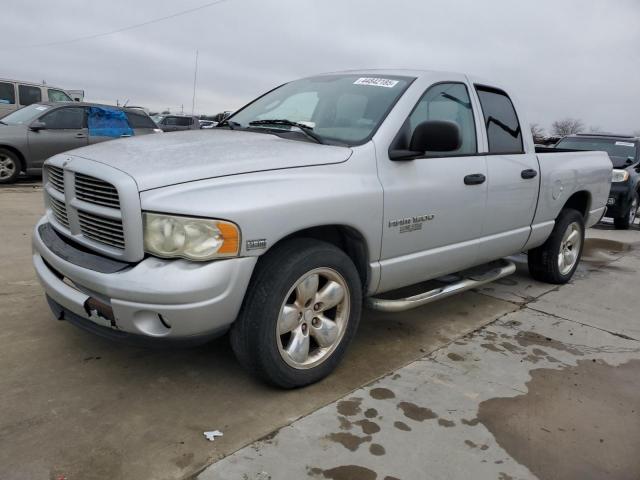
[
  {"xmin": 75, "ymin": 173, "xmax": 121, "ymax": 208},
  {"xmin": 47, "ymin": 166, "xmax": 65, "ymax": 193},
  {"xmin": 49, "ymin": 196, "xmax": 70, "ymax": 228},
  {"xmin": 78, "ymin": 211, "xmax": 125, "ymax": 249},
  {"xmin": 43, "ymin": 161, "xmax": 141, "ymax": 258}
]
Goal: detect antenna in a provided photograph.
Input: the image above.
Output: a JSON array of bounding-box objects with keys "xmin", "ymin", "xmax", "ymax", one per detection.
[{"xmin": 191, "ymin": 49, "xmax": 199, "ymax": 115}]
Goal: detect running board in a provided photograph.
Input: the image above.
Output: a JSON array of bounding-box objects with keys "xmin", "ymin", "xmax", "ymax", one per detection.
[{"xmin": 366, "ymin": 259, "xmax": 516, "ymax": 313}]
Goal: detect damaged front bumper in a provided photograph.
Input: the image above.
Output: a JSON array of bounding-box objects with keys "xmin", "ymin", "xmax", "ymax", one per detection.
[{"xmin": 32, "ymin": 217, "xmax": 257, "ymax": 345}]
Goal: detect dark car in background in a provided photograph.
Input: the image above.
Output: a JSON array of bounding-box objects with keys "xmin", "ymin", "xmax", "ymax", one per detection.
[
  {"xmin": 153, "ymin": 114, "xmax": 200, "ymax": 132},
  {"xmin": 555, "ymin": 133, "xmax": 639, "ymax": 229},
  {"xmin": 0, "ymin": 102, "xmax": 160, "ymax": 183}
]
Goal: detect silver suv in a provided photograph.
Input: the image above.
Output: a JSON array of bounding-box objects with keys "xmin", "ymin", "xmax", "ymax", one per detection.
[{"xmin": 0, "ymin": 79, "xmax": 73, "ymax": 118}]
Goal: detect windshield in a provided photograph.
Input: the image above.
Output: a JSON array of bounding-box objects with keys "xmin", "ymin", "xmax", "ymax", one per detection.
[
  {"xmin": 228, "ymin": 74, "xmax": 413, "ymax": 145},
  {"xmin": 556, "ymin": 137, "xmax": 637, "ymax": 165},
  {"xmin": 151, "ymin": 115, "xmax": 165, "ymax": 124},
  {"xmin": 0, "ymin": 104, "xmax": 51, "ymax": 125}
]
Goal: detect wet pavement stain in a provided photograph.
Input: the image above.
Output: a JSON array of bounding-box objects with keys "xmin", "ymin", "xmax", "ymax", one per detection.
[
  {"xmin": 393, "ymin": 421, "xmax": 411, "ymax": 431},
  {"xmin": 437, "ymin": 418, "xmax": 455, "ymax": 427},
  {"xmin": 337, "ymin": 416, "xmax": 352, "ymax": 431},
  {"xmin": 515, "ymin": 331, "xmax": 583, "ymax": 356},
  {"xmin": 498, "ymin": 473, "xmax": 514, "ymax": 480},
  {"xmin": 364, "ymin": 408, "xmax": 378, "ymax": 419},
  {"xmin": 481, "ymin": 343, "xmax": 504, "ymax": 353},
  {"xmin": 336, "ymin": 398, "xmax": 362, "ymax": 416},
  {"xmin": 461, "ymin": 418, "xmax": 480, "ymax": 426},
  {"xmin": 326, "ymin": 432, "xmax": 372, "ymax": 451},
  {"xmin": 370, "ymin": 388, "xmax": 396, "ymax": 400},
  {"xmin": 447, "ymin": 352, "xmax": 464, "ymax": 361},
  {"xmin": 478, "ymin": 359, "xmax": 640, "ymax": 480},
  {"xmin": 355, "ymin": 419, "xmax": 381, "ymax": 435},
  {"xmin": 369, "ymin": 443, "xmax": 386, "ymax": 456},
  {"xmin": 308, "ymin": 465, "xmax": 377, "ymax": 480},
  {"xmin": 397, "ymin": 402, "xmax": 438, "ymax": 422}
]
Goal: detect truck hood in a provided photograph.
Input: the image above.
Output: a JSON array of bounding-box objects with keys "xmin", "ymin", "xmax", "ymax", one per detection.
[{"xmin": 69, "ymin": 129, "xmax": 352, "ymax": 191}]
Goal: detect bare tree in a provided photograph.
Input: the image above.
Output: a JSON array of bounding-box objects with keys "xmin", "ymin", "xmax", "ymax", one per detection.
[
  {"xmin": 551, "ymin": 118, "xmax": 585, "ymax": 136},
  {"xmin": 588, "ymin": 125, "xmax": 602, "ymax": 133},
  {"xmin": 530, "ymin": 123, "xmax": 546, "ymax": 143}
]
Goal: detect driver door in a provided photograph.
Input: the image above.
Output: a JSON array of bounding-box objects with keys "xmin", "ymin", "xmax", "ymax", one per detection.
[
  {"xmin": 376, "ymin": 82, "xmax": 487, "ymax": 292},
  {"xmin": 28, "ymin": 106, "xmax": 88, "ymax": 167}
]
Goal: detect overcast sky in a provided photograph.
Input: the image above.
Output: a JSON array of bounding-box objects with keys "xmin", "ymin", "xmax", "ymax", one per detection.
[{"xmin": 2, "ymin": 0, "xmax": 639, "ymax": 134}]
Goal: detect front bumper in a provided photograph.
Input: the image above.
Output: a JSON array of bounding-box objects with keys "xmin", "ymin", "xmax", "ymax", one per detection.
[
  {"xmin": 33, "ymin": 217, "xmax": 257, "ymax": 342},
  {"xmin": 604, "ymin": 183, "xmax": 633, "ymax": 219}
]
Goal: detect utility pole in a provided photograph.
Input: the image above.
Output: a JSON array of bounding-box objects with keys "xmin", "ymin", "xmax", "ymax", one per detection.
[{"xmin": 191, "ymin": 49, "xmax": 199, "ymax": 116}]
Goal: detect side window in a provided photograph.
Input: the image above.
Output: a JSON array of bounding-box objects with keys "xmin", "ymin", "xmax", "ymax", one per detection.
[
  {"xmin": 125, "ymin": 112, "xmax": 156, "ymax": 129},
  {"xmin": 407, "ymin": 82, "xmax": 477, "ymax": 155},
  {"xmin": 175, "ymin": 117, "xmax": 193, "ymax": 126},
  {"xmin": 164, "ymin": 116, "xmax": 178, "ymax": 126},
  {"xmin": 18, "ymin": 85, "xmax": 42, "ymax": 106},
  {"xmin": 47, "ymin": 89, "xmax": 72, "ymax": 102},
  {"xmin": 475, "ymin": 86, "xmax": 524, "ymax": 154},
  {"xmin": 0, "ymin": 82, "xmax": 16, "ymax": 105},
  {"xmin": 40, "ymin": 107, "xmax": 85, "ymax": 129}
]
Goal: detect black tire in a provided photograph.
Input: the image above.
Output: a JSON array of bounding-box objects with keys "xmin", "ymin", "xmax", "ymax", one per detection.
[
  {"xmin": 528, "ymin": 208, "xmax": 585, "ymax": 284},
  {"xmin": 0, "ymin": 148, "xmax": 21, "ymax": 184},
  {"xmin": 230, "ymin": 238, "xmax": 362, "ymax": 388},
  {"xmin": 613, "ymin": 192, "xmax": 638, "ymax": 230}
]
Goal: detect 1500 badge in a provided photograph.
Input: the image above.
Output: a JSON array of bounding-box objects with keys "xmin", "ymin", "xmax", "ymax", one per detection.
[{"xmin": 389, "ymin": 214, "xmax": 434, "ymax": 233}]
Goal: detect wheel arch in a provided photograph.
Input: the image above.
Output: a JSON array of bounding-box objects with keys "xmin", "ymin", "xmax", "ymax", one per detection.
[
  {"xmin": 268, "ymin": 225, "xmax": 370, "ymax": 290},
  {"xmin": 561, "ymin": 190, "xmax": 591, "ymax": 219}
]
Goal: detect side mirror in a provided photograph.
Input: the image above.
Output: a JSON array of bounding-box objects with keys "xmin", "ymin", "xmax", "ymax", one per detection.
[
  {"xmin": 30, "ymin": 121, "xmax": 46, "ymax": 132},
  {"xmin": 389, "ymin": 120, "xmax": 462, "ymax": 161}
]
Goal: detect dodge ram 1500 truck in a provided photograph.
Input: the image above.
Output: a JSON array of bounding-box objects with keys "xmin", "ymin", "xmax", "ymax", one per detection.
[{"xmin": 32, "ymin": 70, "xmax": 612, "ymax": 388}]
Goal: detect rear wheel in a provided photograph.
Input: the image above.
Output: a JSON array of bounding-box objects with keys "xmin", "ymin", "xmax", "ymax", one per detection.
[
  {"xmin": 230, "ymin": 238, "xmax": 362, "ymax": 388},
  {"xmin": 528, "ymin": 209, "xmax": 584, "ymax": 284},
  {"xmin": 614, "ymin": 193, "xmax": 638, "ymax": 230},
  {"xmin": 0, "ymin": 148, "xmax": 20, "ymax": 184}
]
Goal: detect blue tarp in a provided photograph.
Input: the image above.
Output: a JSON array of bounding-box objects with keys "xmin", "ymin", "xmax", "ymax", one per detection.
[{"xmin": 88, "ymin": 106, "xmax": 133, "ymax": 138}]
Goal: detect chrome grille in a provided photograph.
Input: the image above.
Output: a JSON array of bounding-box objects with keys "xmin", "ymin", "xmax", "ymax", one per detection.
[
  {"xmin": 47, "ymin": 166, "xmax": 65, "ymax": 193},
  {"xmin": 49, "ymin": 196, "xmax": 70, "ymax": 228},
  {"xmin": 78, "ymin": 211, "xmax": 125, "ymax": 249},
  {"xmin": 75, "ymin": 173, "xmax": 120, "ymax": 208}
]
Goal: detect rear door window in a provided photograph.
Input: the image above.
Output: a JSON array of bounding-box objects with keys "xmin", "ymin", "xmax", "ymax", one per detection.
[
  {"xmin": 475, "ymin": 86, "xmax": 524, "ymax": 154},
  {"xmin": 0, "ymin": 82, "xmax": 16, "ymax": 105},
  {"xmin": 40, "ymin": 107, "xmax": 85, "ymax": 129},
  {"xmin": 125, "ymin": 112, "xmax": 157, "ymax": 129},
  {"xmin": 18, "ymin": 85, "xmax": 42, "ymax": 106}
]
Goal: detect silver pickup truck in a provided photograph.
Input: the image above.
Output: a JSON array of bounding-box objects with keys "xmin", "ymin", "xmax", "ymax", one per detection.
[{"xmin": 32, "ymin": 70, "xmax": 612, "ymax": 387}]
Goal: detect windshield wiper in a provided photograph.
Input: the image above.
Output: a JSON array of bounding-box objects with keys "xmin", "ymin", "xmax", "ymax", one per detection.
[
  {"xmin": 248, "ymin": 119, "xmax": 323, "ymax": 144},
  {"xmin": 217, "ymin": 118, "xmax": 241, "ymax": 130},
  {"xmin": 0, "ymin": 120, "xmax": 7, "ymax": 125}
]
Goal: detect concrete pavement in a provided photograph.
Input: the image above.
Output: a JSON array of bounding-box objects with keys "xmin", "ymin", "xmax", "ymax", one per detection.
[{"xmin": 1, "ymin": 184, "xmax": 639, "ymax": 480}]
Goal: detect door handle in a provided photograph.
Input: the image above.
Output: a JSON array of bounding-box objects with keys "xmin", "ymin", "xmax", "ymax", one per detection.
[
  {"xmin": 521, "ymin": 169, "xmax": 538, "ymax": 179},
  {"xmin": 464, "ymin": 173, "xmax": 486, "ymax": 185},
  {"xmin": 121, "ymin": 134, "xmax": 132, "ymax": 137},
  {"xmin": 75, "ymin": 133, "xmax": 86, "ymax": 138}
]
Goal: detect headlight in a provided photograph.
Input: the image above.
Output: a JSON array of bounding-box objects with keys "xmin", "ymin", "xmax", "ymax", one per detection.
[
  {"xmin": 143, "ymin": 213, "xmax": 240, "ymax": 260},
  {"xmin": 611, "ymin": 169, "xmax": 629, "ymax": 183}
]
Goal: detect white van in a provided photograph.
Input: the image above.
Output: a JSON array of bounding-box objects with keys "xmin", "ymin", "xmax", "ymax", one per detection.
[{"xmin": 0, "ymin": 79, "xmax": 74, "ymax": 118}]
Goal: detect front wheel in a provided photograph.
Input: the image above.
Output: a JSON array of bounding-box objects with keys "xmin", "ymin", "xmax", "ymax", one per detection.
[
  {"xmin": 528, "ymin": 208, "xmax": 585, "ymax": 284},
  {"xmin": 0, "ymin": 148, "xmax": 20, "ymax": 184},
  {"xmin": 614, "ymin": 193, "xmax": 638, "ymax": 230},
  {"xmin": 230, "ymin": 238, "xmax": 362, "ymax": 388}
]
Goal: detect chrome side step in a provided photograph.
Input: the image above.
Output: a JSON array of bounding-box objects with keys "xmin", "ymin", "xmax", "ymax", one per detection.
[{"xmin": 365, "ymin": 259, "xmax": 516, "ymax": 313}]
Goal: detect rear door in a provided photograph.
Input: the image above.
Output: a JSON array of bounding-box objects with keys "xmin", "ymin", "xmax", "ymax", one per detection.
[
  {"xmin": 124, "ymin": 111, "xmax": 158, "ymax": 136},
  {"xmin": 377, "ymin": 81, "xmax": 488, "ymax": 291},
  {"xmin": 27, "ymin": 106, "xmax": 88, "ymax": 167},
  {"xmin": 473, "ymin": 85, "xmax": 539, "ymax": 259}
]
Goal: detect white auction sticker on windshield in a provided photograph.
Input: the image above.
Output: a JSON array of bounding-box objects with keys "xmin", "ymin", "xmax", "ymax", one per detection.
[
  {"xmin": 34, "ymin": 106, "xmax": 49, "ymax": 111},
  {"xmin": 615, "ymin": 141, "xmax": 635, "ymax": 147},
  {"xmin": 354, "ymin": 77, "xmax": 399, "ymax": 88}
]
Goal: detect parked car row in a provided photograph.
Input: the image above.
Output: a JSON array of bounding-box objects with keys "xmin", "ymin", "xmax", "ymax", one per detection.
[{"xmin": 0, "ymin": 102, "xmax": 160, "ymax": 183}]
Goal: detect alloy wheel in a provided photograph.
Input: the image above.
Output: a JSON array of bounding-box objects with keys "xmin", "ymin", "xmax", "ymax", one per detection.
[{"xmin": 558, "ymin": 221, "xmax": 582, "ymax": 276}]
